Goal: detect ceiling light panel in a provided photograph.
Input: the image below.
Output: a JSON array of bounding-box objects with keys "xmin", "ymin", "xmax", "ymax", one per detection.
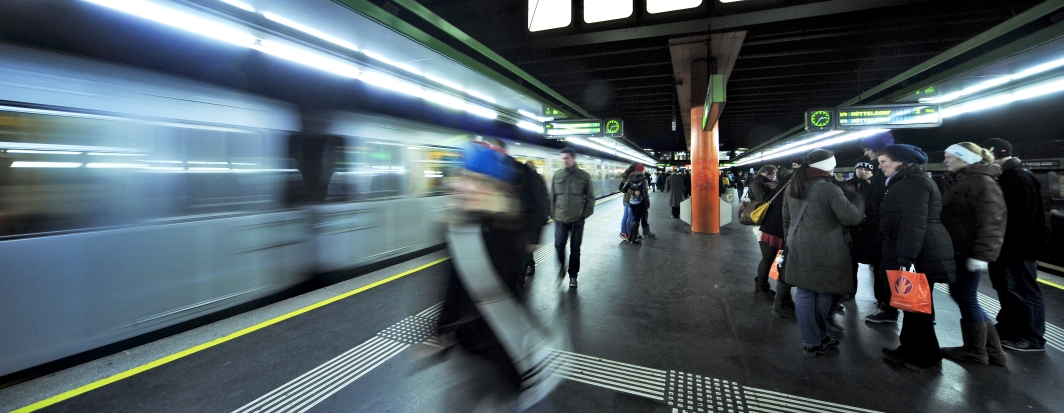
[
  {"xmin": 529, "ymin": 0, "xmax": 572, "ymax": 31},
  {"xmin": 647, "ymin": 0, "xmax": 702, "ymax": 14},
  {"xmin": 585, "ymin": 0, "xmax": 632, "ymax": 23}
]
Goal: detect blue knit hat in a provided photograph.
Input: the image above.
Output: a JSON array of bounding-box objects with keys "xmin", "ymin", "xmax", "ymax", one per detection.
[
  {"xmin": 880, "ymin": 144, "xmax": 928, "ymax": 165},
  {"xmin": 860, "ymin": 131, "xmax": 895, "ymax": 152},
  {"xmin": 464, "ymin": 142, "xmax": 517, "ymax": 183}
]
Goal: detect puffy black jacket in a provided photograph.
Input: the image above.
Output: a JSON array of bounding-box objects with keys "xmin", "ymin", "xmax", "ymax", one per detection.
[
  {"xmin": 851, "ymin": 171, "xmax": 886, "ymax": 264},
  {"xmin": 942, "ymin": 163, "xmax": 1007, "ymax": 262},
  {"xmin": 997, "ymin": 158, "xmax": 1046, "ymax": 260},
  {"xmin": 522, "ymin": 164, "xmax": 550, "ymax": 244},
  {"xmin": 879, "ymin": 167, "xmax": 956, "ymax": 283}
]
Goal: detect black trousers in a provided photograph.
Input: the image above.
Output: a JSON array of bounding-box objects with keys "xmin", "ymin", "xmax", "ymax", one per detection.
[
  {"xmin": 988, "ymin": 259, "xmax": 1046, "ymax": 347},
  {"xmin": 871, "ymin": 263, "xmax": 896, "ymax": 313},
  {"xmin": 628, "ymin": 203, "xmax": 646, "ymax": 238},
  {"xmin": 671, "ymin": 206, "xmax": 680, "ymax": 218},
  {"xmin": 897, "ymin": 281, "xmax": 941, "ymax": 365},
  {"xmin": 757, "ymin": 241, "xmax": 779, "ymax": 290}
]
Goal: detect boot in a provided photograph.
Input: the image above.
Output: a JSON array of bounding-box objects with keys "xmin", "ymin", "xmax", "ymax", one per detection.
[
  {"xmin": 941, "ymin": 322, "xmax": 989, "ymax": 365},
  {"xmin": 985, "ymin": 320, "xmax": 1007, "ymax": 367}
]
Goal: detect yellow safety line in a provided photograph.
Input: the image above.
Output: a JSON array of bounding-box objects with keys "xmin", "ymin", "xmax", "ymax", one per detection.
[
  {"xmin": 1037, "ymin": 278, "xmax": 1064, "ymax": 291},
  {"xmin": 10, "ymin": 257, "xmax": 450, "ymax": 413}
]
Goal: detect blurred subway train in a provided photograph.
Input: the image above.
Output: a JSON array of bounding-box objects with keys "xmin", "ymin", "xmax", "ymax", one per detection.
[{"xmin": 0, "ymin": 43, "xmax": 629, "ymax": 378}]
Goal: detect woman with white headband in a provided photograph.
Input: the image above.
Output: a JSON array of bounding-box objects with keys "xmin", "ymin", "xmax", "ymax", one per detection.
[
  {"xmin": 940, "ymin": 142, "xmax": 1008, "ymax": 366},
  {"xmin": 781, "ymin": 149, "xmax": 865, "ymax": 357}
]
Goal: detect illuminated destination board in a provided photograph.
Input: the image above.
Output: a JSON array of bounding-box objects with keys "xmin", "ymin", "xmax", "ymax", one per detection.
[
  {"xmin": 545, "ymin": 119, "xmax": 603, "ymax": 138},
  {"xmin": 837, "ymin": 104, "xmax": 941, "ymax": 129}
]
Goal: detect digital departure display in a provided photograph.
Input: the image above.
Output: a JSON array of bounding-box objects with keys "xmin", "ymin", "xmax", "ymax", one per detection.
[
  {"xmin": 837, "ymin": 104, "xmax": 941, "ymax": 129},
  {"xmin": 545, "ymin": 119, "xmax": 602, "ymax": 137}
]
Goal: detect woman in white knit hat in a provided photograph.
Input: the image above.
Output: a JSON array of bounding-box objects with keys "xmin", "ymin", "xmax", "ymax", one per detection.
[{"xmin": 940, "ymin": 142, "xmax": 1008, "ymax": 366}]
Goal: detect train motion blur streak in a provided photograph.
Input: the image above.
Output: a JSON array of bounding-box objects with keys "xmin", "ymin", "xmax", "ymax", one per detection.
[{"xmin": 0, "ymin": 43, "xmax": 628, "ymax": 378}]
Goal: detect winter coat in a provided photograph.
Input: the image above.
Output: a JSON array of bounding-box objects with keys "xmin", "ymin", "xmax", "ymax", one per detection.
[
  {"xmin": 758, "ymin": 173, "xmax": 791, "ymax": 239},
  {"xmin": 878, "ymin": 167, "xmax": 956, "ymax": 283},
  {"xmin": 522, "ymin": 164, "xmax": 550, "ymax": 245},
  {"xmin": 665, "ymin": 173, "xmax": 686, "ymax": 207},
  {"xmin": 621, "ymin": 173, "xmax": 649, "ymax": 210},
  {"xmin": 620, "ymin": 172, "xmax": 632, "ymax": 206},
  {"xmin": 550, "ymin": 167, "xmax": 595, "ymax": 223},
  {"xmin": 997, "ymin": 158, "xmax": 1046, "ymax": 260},
  {"xmin": 941, "ymin": 163, "xmax": 1007, "ymax": 262},
  {"xmin": 782, "ymin": 178, "xmax": 865, "ymax": 295},
  {"xmin": 851, "ymin": 171, "xmax": 886, "ymax": 264},
  {"xmin": 749, "ymin": 175, "xmax": 778, "ymax": 203}
]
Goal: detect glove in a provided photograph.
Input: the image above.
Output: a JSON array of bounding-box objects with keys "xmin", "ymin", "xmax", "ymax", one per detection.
[
  {"xmin": 897, "ymin": 258, "xmax": 914, "ymax": 271},
  {"xmin": 966, "ymin": 258, "xmax": 988, "ymax": 273}
]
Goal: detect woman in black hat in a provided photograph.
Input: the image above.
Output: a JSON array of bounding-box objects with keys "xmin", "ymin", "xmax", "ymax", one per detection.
[{"xmin": 876, "ymin": 144, "xmax": 957, "ymax": 371}]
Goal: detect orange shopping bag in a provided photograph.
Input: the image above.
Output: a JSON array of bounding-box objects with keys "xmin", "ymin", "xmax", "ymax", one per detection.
[
  {"xmin": 768, "ymin": 250, "xmax": 783, "ymax": 281},
  {"xmin": 886, "ymin": 269, "xmax": 933, "ymax": 314}
]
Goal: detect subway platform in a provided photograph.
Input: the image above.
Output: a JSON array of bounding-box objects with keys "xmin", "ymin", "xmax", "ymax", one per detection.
[{"xmin": 2, "ymin": 192, "xmax": 1063, "ymax": 413}]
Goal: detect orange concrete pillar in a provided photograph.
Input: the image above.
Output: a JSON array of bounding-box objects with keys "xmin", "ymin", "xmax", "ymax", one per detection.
[{"xmin": 690, "ymin": 107, "xmax": 719, "ymax": 234}]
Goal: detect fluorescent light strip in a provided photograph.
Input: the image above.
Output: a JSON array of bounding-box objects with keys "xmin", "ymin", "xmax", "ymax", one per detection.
[
  {"xmin": 363, "ymin": 50, "xmax": 422, "ymax": 75},
  {"xmin": 11, "ymin": 162, "xmax": 82, "ymax": 168},
  {"xmin": 257, "ymin": 40, "xmax": 361, "ymax": 78},
  {"xmin": 517, "ymin": 121, "xmax": 543, "ymax": 133},
  {"xmin": 464, "ymin": 104, "xmax": 498, "ymax": 119},
  {"xmin": 942, "ymin": 76, "xmax": 1064, "ymax": 118},
  {"xmin": 87, "ymin": 152, "xmax": 144, "ymax": 156},
  {"xmin": 86, "ymin": 163, "xmax": 149, "ymax": 168},
  {"xmin": 263, "ymin": 12, "xmax": 357, "ymax": 51},
  {"xmin": 423, "ymin": 90, "xmax": 465, "ymax": 109},
  {"xmin": 923, "ymin": 55, "xmax": 1064, "ymax": 103},
  {"xmin": 219, "ymin": 0, "xmax": 254, "ymax": 12},
  {"xmin": 465, "ymin": 90, "xmax": 496, "ymax": 104},
  {"xmin": 7, "ymin": 150, "xmax": 81, "ymax": 155},
  {"xmin": 362, "ymin": 71, "xmax": 424, "ymax": 97},
  {"xmin": 423, "ymin": 74, "xmax": 462, "ymax": 91},
  {"xmin": 84, "ymin": 0, "xmax": 258, "ymax": 48}
]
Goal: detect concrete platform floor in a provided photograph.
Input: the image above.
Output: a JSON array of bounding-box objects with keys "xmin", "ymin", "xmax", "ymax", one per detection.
[{"xmin": 3, "ymin": 191, "xmax": 1064, "ymax": 413}]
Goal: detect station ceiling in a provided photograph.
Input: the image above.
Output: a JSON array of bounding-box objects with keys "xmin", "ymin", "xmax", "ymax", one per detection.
[{"xmin": 403, "ymin": 0, "xmax": 1044, "ymax": 152}]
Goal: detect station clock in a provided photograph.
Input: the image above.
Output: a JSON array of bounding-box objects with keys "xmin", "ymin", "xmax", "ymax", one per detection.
[{"xmin": 805, "ymin": 108, "xmax": 836, "ymax": 132}]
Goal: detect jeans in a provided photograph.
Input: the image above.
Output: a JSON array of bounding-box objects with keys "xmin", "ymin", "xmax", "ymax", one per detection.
[
  {"xmin": 555, "ymin": 219, "xmax": 585, "ymax": 278},
  {"xmin": 621, "ymin": 205, "xmax": 630, "ymax": 235},
  {"xmin": 988, "ymin": 259, "xmax": 1046, "ymax": 347},
  {"xmin": 628, "ymin": 203, "xmax": 646, "ymax": 238},
  {"xmin": 795, "ymin": 288, "xmax": 836, "ymax": 348},
  {"xmin": 948, "ymin": 254, "xmax": 989, "ymax": 324},
  {"xmin": 897, "ymin": 282, "xmax": 941, "ymax": 365}
]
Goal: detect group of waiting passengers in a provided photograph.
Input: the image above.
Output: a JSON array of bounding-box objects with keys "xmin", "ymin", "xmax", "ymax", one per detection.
[{"xmin": 748, "ymin": 132, "xmax": 1047, "ymax": 370}]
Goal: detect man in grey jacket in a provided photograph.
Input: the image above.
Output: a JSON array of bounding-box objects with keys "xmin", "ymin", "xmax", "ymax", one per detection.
[{"xmin": 551, "ymin": 148, "xmax": 595, "ymax": 288}]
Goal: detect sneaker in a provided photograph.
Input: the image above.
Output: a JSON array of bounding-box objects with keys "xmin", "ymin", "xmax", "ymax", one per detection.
[
  {"xmin": 864, "ymin": 309, "xmax": 899, "ymax": 324},
  {"xmin": 569, "ymin": 278, "xmax": 578, "ymax": 288},
  {"xmin": 1001, "ymin": 339, "xmax": 1046, "ymax": 352},
  {"xmin": 821, "ymin": 336, "xmax": 840, "ymax": 349},
  {"xmin": 619, "ymin": 232, "xmax": 628, "ymax": 240},
  {"xmin": 645, "ymin": 231, "xmax": 656, "ymax": 237},
  {"xmin": 803, "ymin": 345, "xmax": 829, "ymax": 357}
]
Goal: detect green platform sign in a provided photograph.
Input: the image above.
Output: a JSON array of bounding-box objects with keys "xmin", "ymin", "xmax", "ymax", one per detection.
[
  {"xmin": 545, "ymin": 119, "xmax": 603, "ymax": 138},
  {"xmin": 837, "ymin": 104, "xmax": 941, "ymax": 129},
  {"xmin": 543, "ymin": 106, "xmax": 566, "ymax": 117}
]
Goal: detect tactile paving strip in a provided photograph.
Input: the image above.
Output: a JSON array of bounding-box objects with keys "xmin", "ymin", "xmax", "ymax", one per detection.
[
  {"xmin": 666, "ymin": 371, "xmax": 747, "ymax": 413},
  {"xmin": 378, "ymin": 315, "xmax": 438, "ymax": 344}
]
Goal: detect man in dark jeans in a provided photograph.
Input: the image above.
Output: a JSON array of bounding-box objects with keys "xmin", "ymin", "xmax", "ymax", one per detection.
[
  {"xmin": 550, "ymin": 148, "xmax": 595, "ymax": 288},
  {"xmin": 981, "ymin": 138, "xmax": 1047, "ymax": 352}
]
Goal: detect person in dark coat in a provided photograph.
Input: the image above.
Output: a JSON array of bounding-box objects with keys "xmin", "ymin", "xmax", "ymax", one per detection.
[
  {"xmin": 875, "ymin": 144, "xmax": 956, "ymax": 371},
  {"xmin": 980, "ymin": 138, "xmax": 1048, "ymax": 352},
  {"xmin": 855, "ymin": 132, "xmax": 898, "ymax": 324},
  {"xmin": 761, "ymin": 172, "xmax": 794, "ymax": 319},
  {"xmin": 621, "ymin": 164, "xmax": 650, "ymax": 244},
  {"xmin": 940, "ymin": 142, "xmax": 1008, "ymax": 366},
  {"xmin": 521, "ymin": 160, "xmax": 550, "ymax": 282},
  {"xmin": 666, "ymin": 168, "xmax": 686, "ymax": 218},
  {"xmin": 750, "ymin": 165, "xmax": 780, "ymax": 301},
  {"xmin": 782, "ymin": 149, "xmax": 865, "ymax": 357}
]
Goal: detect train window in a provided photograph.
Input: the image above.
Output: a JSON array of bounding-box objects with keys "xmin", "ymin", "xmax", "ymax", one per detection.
[
  {"xmin": 0, "ymin": 108, "xmax": 284, "ymax": 238},
  {"xmin": 410, "ymin": 146, "xmax": 461, "ymax": 196},
  {"xmin": 584, "ymin": 0, "xmax": 632, "ymax": 23},
  {"xmin": 329, "ymin": 139, "xmax": 407, "ymax": 201},
  {"xmin": 528, "ymin": 0, "xmax": 571, "ymax": 32},
  {"xmin": 647, "ymin": 0, "xmax": 702, "ymax": 14}
]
